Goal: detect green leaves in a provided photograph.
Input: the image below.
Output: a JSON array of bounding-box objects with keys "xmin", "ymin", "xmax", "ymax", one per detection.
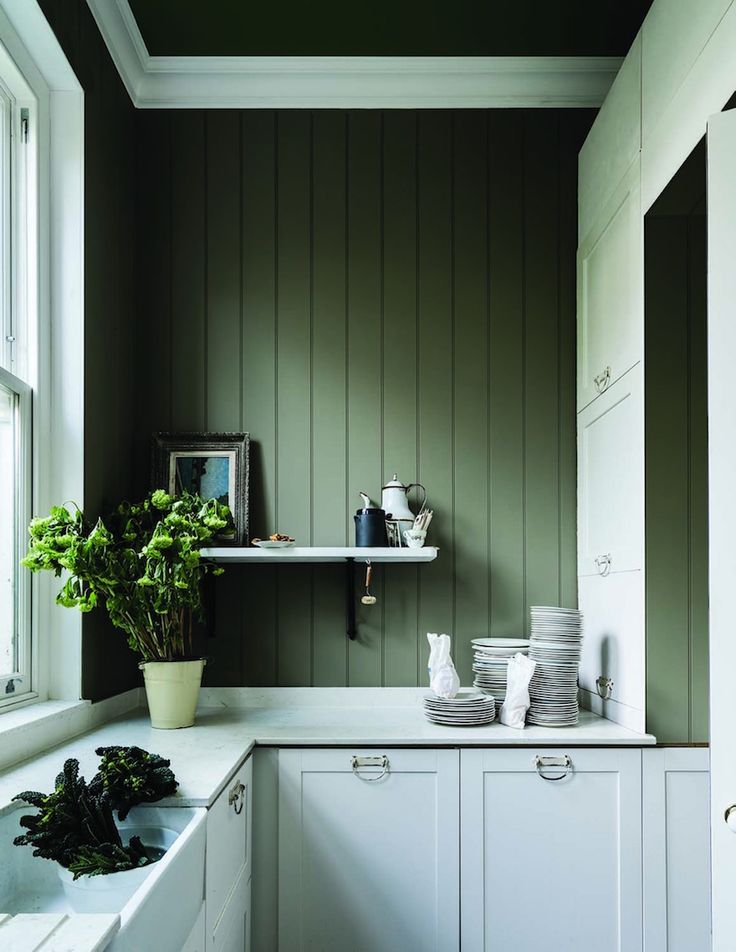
[
  {"xmin": 150, "ymin": 489, "xmax": 173, "ymax": 510},
  {"xmin": 91, "ymin": 746, "xmax": 178, "ymax": 821},
  {"xmin": 13, "ymin": 748, "xmax": 179, "ymax": 879},
  {"xmin": 67, "ymin": 837, "xmax": 151, "ymax": 879},
  {"xmin": 22, "ymin": 490, "xmax": 230, "ymax": 662}
]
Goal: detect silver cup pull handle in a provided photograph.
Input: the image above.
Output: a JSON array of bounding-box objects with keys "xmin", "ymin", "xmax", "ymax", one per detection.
[
  {"xmin": 351, "ymin": 755, "xmax": 389, "ymax": 782},
  {"xmin": 535, "ymin": 755, "xmax": 572, "ymax": 782},
  {"xmin": 228, "ymin": 781, "xmax": 246, "ymax": 814}
]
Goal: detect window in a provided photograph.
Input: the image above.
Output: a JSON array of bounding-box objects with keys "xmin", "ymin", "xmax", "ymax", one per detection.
[
  {"xmin": 0, "ymin": 368, "xmax": 31, "ymax": 699},
  {"xmin": 0, "ymin": 42, "xmax": 35, "ymax": 706}
]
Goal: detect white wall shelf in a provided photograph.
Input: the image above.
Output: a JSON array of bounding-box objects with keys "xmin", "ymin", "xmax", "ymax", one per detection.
[
  {"xmin": 202, "ymin": 546, "xmax": 439, "ymax": 640},
  {"xmin": 201, "ymin": 546, "xmax": 439, "ymax": 564}
]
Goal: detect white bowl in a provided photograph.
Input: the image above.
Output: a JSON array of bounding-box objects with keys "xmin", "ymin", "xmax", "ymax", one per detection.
[{"xmin": 57, "ymin": 825, "xmax": 177, "ymax": 913}]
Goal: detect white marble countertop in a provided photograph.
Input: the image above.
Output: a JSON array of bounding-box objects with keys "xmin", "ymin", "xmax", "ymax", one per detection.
[
  {"xmin": 0, "ymin": 688, "xmax": 655, "ymax": 815},
  {"xmin": 0, "ymin": 913, "xmax": 119, "ymax": 951},
  {"xmin": 0, "ymin": 689, "xmax": 656, "ymax": 949}
]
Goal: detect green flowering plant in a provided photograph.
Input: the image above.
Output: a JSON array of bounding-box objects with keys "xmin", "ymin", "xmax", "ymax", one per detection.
[{"xmin": 21, "ymin": 490, "xmax": 229, "ymax": 661}]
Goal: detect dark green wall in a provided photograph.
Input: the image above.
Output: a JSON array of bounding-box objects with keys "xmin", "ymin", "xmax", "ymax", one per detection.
[
  {"xmin": 645, "ymin": 143, "xmax": 709, "ymax": 744},
  {"xmin": 39, "ymin": 0, "xmax": 141, "ymax": 701},
  {"xmin": 129, "ymin": 0, "xmax": 653, "ymax": 56},
  {"xmin": 135, "ymin": 109, "xmax": 592, "ymax": 687}
]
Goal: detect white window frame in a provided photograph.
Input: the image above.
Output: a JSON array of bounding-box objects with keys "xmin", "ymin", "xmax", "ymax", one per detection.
[
  {"xmin": 0, "ymin": 0, "xmax": 84, "ymax": 713},
  {"xmin": 0, "ymin": 37, "xmax": 36, "ymax": 706},
  {"xmin": 0, "ymin": 366, "xmax": 31, "ymax": 702},
  {"xmin": 0, "ymin": 78, "xmax": 11, "ymax": 370}
]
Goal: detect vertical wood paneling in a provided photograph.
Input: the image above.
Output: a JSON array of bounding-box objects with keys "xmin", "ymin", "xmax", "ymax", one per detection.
[
  {"xmin": 346, "ymin": 112, "xmax": 384, "ymax": 686},
  {"xmin": 557, "ymin": 115, "xmax": 587, "ymax": 609},
  {"xmin": 311, "ymin": 112, "xmax": 348, "ymax": 685},
  {"xmin": 136, "ymin": 111, "xmax": 172, "ymax": 440},
  {"xmin": 382, "ymin": 112, "xmax": 419, "ymax": 685},
  {"xmin": 487, "ymin": 111, "xmax": 525, "ymax": 637},
  {"xmin": 523, "ymin": 113, "xmax": 562, "ymax": 624},
  {"xmin": 688, "ymin": 216, "xmax": 709, "ymax": 743},
  {"xmin": 416, "ymin": 111, "xmax": 454, "ymax": 680},
  {"xmin": 171, "ymin": 112, "xmax": 206, "ymax": 431},
  {"xmin": 205, "ymin": 111, "xmax": 243, "ymax": 684},
  {"xmin": 276, "ymin": 111, "xmax": 312, "ymax": 539},
  {"xmin": 646, "ymin": 218, "xmax": 690, "ymax": 743},
  {"xmin": 137, "ymin": 108, "xmax": 589, "ymax": 688},
  {"xmin": 206, "ymin": 111, "xmax": 242, "ymax": 431},
  {"xmin": 241, "ymin": 111, "xmax": 278, "ymax": 685},
  {"xmin": 276, "ymin": 112, "xmax": 313, "ymax": 685},
  {"xmin": 452, "ymin": 111, "xmax": 489, "ymax": 684},
  {"xmin": 646, "ymin": 200, "xmax": 709, "ymax": 745}
]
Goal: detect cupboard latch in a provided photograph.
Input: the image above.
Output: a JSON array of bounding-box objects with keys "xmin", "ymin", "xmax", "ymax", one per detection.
[
  {"xmin": 228, "ymin": 781, "xmax": 246, "ymax": 814},
  {"xmin": 596, "ymin": 676, "xmax": 614, "ymax": 701},
  {"xmin": 593, "ymin": 365, "xmax": 612, "ymax": 393},
  {"xmin": 594, "ymin": 553, "xmax": 612, "ymax": 576},
  {"xmin": 534, "ymin": 754, "xmax": 572, "ymax": 782},
  {"xmin": 351, "ymin": 755, "xmax": 389, "ymax": 782}
]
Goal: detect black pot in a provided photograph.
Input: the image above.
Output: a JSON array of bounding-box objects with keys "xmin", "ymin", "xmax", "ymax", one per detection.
[{"xmin": 354, "ymin": 508, "xmax": 387, "ymax": 547}]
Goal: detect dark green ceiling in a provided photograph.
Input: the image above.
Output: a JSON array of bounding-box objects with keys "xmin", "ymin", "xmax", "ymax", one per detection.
[{"xmin": 128, "ymin": 0, "xmax": 653, "ymax": 57}]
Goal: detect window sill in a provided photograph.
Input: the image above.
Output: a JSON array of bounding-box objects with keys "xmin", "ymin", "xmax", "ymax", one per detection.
[
  {"xmin": 0, "ymin": 689, "xmax": 143, "ymax": 773},
  {"xmin": 0, "ymin": 699, "xmax": 89, "ymax": 773}
]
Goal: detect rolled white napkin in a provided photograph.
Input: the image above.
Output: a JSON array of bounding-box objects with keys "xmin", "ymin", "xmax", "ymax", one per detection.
[
  {"xmin": 500, "ymin": 653, "xmax": 537, "ymax": 729},
  {"xmin": 427, "ymin": 632, "xmax": 460, "ymax": 699}
]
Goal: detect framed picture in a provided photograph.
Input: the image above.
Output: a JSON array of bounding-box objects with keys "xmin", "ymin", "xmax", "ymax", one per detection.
[{"xmin": 151, "ymin": 432, "xmax": 249, "ymax": 545}]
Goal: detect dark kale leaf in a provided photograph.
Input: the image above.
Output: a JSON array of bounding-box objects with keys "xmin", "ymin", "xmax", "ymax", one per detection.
[
  {"xmin": 13, "ymin": 747, "xmax": 179, "ymax": 877},
  {"xmin": 90, "ymin": 745, "xmax": 178, "ymax": 820}
]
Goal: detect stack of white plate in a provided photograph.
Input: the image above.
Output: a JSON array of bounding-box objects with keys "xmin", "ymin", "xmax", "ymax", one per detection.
[
  {"xmin": 424, "ymin": 689, "xmax": 496, "ymax": 726},
  {"xmin": 472, "ymin": 638, "xmax": 530, "ymax": 711},
  {"xmin": 527, "ymin": 606, "xmax": 583, "ymax": 727}
]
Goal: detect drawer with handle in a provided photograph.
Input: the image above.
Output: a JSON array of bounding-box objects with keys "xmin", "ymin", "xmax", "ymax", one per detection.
[
  {"xmin": 278, "ymin": 748, "xmax": 460, "ymax": 952},
  {"xmin": 206, "ymin": 754, "xmax": 253, "ymax": 946}
]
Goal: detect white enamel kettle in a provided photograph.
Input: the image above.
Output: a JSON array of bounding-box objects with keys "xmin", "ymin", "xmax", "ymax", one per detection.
[{"xmin": 380, "ymin": 475, "xmax": 426, "ymax": 535}]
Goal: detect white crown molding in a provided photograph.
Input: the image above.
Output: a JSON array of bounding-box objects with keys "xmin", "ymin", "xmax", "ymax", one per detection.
[
  {"xmin": 86, "ymin": 0, "xmax": 146, "ymax": 101},
  {"xmin": 86, "ymin": 0, "xmax": 622, "ymax": 109}
]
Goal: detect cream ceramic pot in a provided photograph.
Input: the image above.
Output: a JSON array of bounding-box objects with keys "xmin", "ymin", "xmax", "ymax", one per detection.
[
  {"xmin": 380, "ymin": 475, "xmax": 426, "ymax": 532},
  {"xmin": 140, "ymin": 659, "xmax": 206, "ymax": 729}
]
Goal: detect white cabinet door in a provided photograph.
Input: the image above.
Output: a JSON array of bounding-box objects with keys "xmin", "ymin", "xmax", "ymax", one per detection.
[
  {"xmin": 577, "ymin": 160, "xmax": 643, "ymax": 411},
  {"xmin": 278, "ymin": 748, "xmax": 459, "ymax": 952},
  {"xmin": 578, "ymin": 570, "xmax": 645, "ymax": 732},
  {"xmin": 461, "ymin": 748, "xmax": 642, "ymax": 952},
  {"xmin": 643, "ymin": 748, "xmax": 711, "ymax": 952},
  {"xmin": 216, "ymin": 912, "xmax": 245, "ymax": 952},
  {"xmin": 578, "ymin": 365, "xmax": 644, "ymax": 576},
  {"xmin": 706, "ymin": 107, "xmax": 736, "ymax": 948},
  {"xmin": 207, "ymin": 754, "xmax": 253, "ymax": 951},
  {"xmin": 212, "ymin": 867, "xmax": 248, "ymax": 952}
]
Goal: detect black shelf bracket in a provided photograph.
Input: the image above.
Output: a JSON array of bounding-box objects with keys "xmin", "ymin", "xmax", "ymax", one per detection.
[{"xmin": 346, "ymin": 558, "xmax": 357, "ymax": 640}]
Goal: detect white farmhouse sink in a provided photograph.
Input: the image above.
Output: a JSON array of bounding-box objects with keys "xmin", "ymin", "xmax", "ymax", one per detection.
[{"xmin": 0, "ymin": 803, "xmax": 206, "ymax": 952}]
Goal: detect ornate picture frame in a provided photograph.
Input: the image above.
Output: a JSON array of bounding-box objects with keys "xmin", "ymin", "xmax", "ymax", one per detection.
[{"xmin": 151, "ymin": 432, "xmax": 250, "ymax": 545}]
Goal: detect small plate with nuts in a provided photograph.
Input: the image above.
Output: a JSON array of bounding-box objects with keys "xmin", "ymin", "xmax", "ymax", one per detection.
[{"xmin": 252, "ymin": 533, "xmax": 296, "ymax": 548}]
